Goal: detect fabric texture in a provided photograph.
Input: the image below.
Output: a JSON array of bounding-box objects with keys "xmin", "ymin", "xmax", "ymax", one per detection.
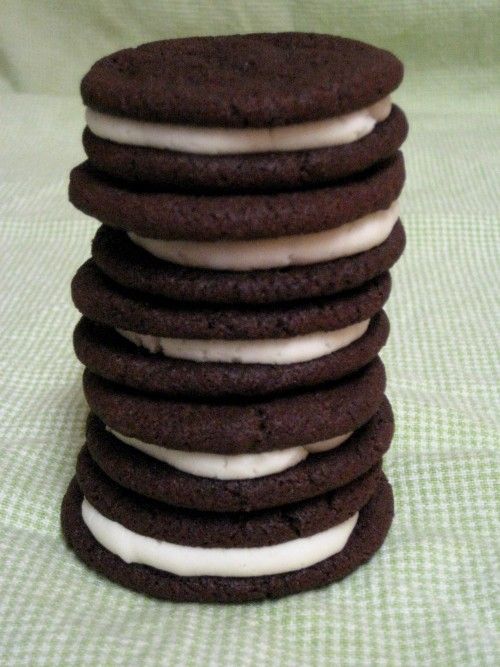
[{"xmin": 0, "ymin": 2, "xmax": 499, "ymax": 665}]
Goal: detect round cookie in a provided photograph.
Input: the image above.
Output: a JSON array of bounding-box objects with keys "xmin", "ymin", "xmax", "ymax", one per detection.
[
  {"xmin": 82, "ymin": 106, "xmax": 408, "ymax": 192},
  {"xmin": 81, "ymin": 33, "xmax": 403, "ymax": 126},
  {"xmin": 61, "ymin": 473, "xmax": 394, "ymax": 602},
  {"xmin": 82, "ymin": 357, "xmax": 386, "ymax": 454},
  {"xmin": 91, "ymin": 222, "xmax": 405, "ymax": 305},
  {"xmin": 84, "ymin": 397, "xmax": 393, "ymax": 512},
  {"xmin": 72, "ymin": 261, "xmax": 391, "ymax": 339},
  {"xmin": 76, "ymin": 448, "xmax": 382, "ymax": 546},
  {"xmin": 69, "ymin": 153, "xmax": 405, "ymax": 241},
  {"xmin": 74, "ymin": 313, "xmax": 389, "ymax": 397}
]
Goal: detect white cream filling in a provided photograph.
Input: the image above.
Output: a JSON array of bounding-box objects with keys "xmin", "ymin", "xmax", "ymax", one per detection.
[
  {"xmin": 128, "ymin": 201, "xmax": 399, "ymax": 271},
  {"xmin": 116, "ymin": 318, "xmax": 369, "ymax": 365},
  {"xmin": 106, "ymin": 427, "xmax": 352, "ymax": 479},
  {"xmin": 81, "ymin": 498, "xmax": 358, "ymax": 577},
  {"xmin": 86, "ymin": 97, "xmax": 391, "ymax": 155}
]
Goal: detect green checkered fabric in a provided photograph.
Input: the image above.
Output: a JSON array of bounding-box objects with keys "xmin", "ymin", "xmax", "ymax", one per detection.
[{"xmin": 0, "ymin": 2, "xmax": 498, "ymax": 665}]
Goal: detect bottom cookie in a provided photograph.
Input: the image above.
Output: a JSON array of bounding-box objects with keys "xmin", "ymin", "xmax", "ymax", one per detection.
[{"xmin": 61, "ymin": 475, "xmax": 394, "ymax": 603}]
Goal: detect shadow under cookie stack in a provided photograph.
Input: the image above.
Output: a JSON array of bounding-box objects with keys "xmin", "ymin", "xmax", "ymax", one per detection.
[{"xmin": 62, "ymin": 33, "xmax": 408, "ymax": 603}]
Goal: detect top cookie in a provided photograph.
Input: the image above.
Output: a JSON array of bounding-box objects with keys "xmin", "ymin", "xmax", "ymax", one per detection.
[{"xmin": 81, "ymin": 33, "xmax": 403, "ymax": 126}]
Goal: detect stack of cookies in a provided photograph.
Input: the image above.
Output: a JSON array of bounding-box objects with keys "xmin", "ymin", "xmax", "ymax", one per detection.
[{"xmin": 62, "ymin": 33, "xmax": 408, "ymax": 603}]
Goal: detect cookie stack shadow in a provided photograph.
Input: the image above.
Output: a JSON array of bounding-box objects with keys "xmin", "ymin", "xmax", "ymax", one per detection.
[{"xmin": 62, "ymin": 33, "xmax": 408, "ymax": 602}]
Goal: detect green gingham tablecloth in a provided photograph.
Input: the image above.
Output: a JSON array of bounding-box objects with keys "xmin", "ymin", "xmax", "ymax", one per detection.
[{"xmin": 0, "ymin": 2, "xmax": 499, "ymax": 665}]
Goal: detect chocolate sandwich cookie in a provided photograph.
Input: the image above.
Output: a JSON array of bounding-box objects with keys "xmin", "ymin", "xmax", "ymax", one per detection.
[
  {"xmin": 73, "ymin": 313, "xmax": 389, "ymax": 397},
  {"xmin": 91, "ymin": 222, "xmax": 406, "ymax": 305},
  {"xmin": 82, "ymin": 105, "xmax": 408, "ymax": 193},
  {"xmin": 82, "ymin": 357, "xmax": 386, "ymax": 454},
  {"xmin": 69, "ymin": 153, "xmax": 404, "ymax": 242},
  {"xmin": 72, "ymin": 262, "xmax": 390, "ymax": 393},
  {"xmin": 61, "ymin": 471, "xmax": 394, "ymax": 602},
  {"xmin": 84, "ymin": 397, "xmax": 394, "ymax": 512},
  {"xmin": 82, "ymin": 33, "xmax": 403, "ymax": 126},
  {"xmin": 80, "ymin": 33, "xmax": 404, "ymax": 191}
]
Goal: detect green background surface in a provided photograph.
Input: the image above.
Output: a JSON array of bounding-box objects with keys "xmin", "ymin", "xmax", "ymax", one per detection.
[{"xmin": 0, "ymin": 1, "xmax": 499, "ymax": 665}]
